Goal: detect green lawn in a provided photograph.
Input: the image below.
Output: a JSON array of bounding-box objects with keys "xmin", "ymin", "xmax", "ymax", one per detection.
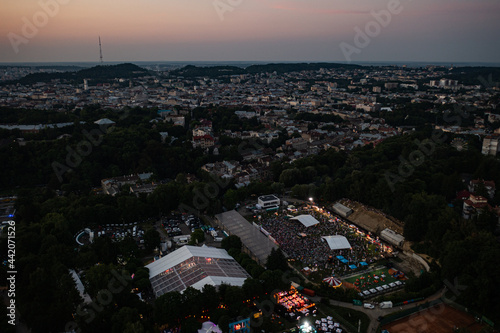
[{"xmin": 344, "ymin": 268, "xmax": 399, "ymax": 291}]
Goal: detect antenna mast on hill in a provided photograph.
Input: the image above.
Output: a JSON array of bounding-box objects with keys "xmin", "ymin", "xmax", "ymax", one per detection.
[{"xmin": 99, "ymin": 36, "xmax": 103, "ymax": 64}]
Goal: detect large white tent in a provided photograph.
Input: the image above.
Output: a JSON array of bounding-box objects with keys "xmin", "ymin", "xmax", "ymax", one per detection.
[
  {"xmin": 322, "ymin": 235, "xmax": 352, "ymax": 250},
  {"xmin": 291, "ymin": 215, "xmax": 320, "ymax": 228},
  {"xmin": 146, "ymin": 245, "xmax": 250, "ymax": 297}
]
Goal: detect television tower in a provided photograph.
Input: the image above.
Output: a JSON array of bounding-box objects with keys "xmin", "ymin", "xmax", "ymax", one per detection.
[{"xmin": 99, "ymin": 36, "xmax": 103, "ymax": 64}]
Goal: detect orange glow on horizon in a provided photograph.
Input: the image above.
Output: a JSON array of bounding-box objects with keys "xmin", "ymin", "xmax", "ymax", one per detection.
[{"xmin": 1, "ymin": 0, "xmax": 499, "ymax": 62}]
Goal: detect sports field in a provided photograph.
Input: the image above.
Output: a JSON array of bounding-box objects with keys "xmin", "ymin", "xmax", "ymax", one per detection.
[
  {"xmin": 382, "ymin": 304, "xmax": 487, "ymax": 333},
  {"xmin": 344, "ymin": 268, "xmax": 401, "ymax": 292}
]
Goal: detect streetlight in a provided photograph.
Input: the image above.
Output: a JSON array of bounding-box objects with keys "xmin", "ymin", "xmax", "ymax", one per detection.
[{"xmin": 300, "ymin": 321, "xmax": 315, "ymax": 333}]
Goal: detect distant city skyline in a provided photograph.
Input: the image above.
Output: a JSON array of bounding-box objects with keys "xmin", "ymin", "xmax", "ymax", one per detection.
[{"xmin": 1, "ymin": 0, "xmax": 499, "ymax": 63}]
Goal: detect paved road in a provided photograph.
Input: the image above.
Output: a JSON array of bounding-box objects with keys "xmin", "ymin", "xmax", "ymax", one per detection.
[{"xmin": 309, "ymin": 287, "xmax": 447, "ymax": 333}]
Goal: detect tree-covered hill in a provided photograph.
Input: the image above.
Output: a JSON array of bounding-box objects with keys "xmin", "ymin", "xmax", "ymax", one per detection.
[
  {"xmin": 170, "ymin": 65, "xmax": 247, "ymax": 78},
  {"xmin": 169, "ymin": 62, "xmax": 363, "ymax": 78},
  {"xmin": 2, "ymin": 63, "xmax": 151, "ymax": 86},
  {"xmin": 440, "ymin": 67, "xmax": 500, "ymax": 86},
  {"xmin": 245, "ymin": 62, "xmax": 362, "ymax": 74}
]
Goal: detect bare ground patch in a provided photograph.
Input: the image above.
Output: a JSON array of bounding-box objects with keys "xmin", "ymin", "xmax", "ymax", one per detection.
[
  {"xmin": 338, "ymin": 199, "xmax": 404, "ymax": 235},
  {"xmin": 382, "ymin": 304, "xmax": 487, "ymax": 333}
]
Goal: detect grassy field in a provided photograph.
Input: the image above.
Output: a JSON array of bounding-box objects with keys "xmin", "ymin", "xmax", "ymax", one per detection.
[{"xmin": 344, "ymin": 268, "xmax": 400, "ymax": 291}]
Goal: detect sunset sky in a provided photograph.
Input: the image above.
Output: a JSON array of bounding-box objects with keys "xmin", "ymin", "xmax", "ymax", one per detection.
[{"xmin": 1, "ymin": 0, "xmax": 499, "ymax": 63}]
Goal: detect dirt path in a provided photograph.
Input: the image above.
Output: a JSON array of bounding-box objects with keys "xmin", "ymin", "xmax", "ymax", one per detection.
[{"xmin": 339, "ymin": 200, "xmax": 404, "ymax": 235}]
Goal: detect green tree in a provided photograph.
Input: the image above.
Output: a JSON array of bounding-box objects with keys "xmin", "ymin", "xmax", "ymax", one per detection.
[
  {"xmin": 181, "ymin": 317, "xmax": 202, "ymax": 333},
  {"xmin": 189, "ymin": 229, "xmax": 205, "ymax": 245},
  {"xmin": 291, "ymin": 184, "xmax": 317, "ymax": 200},
  {"xmin": 223, "ymin": 189, "xmax": 239, "ymax": 210},
  {"xmin": 279, "ymin": 168, "xmax": 302, "ymax": 187},
  {"xmin": 250, "ymin": 265, "xmax": 265, "ymax": 279},
  {"xmin": 84, "ymin": 263, "xmax": 117, "ymax": 297},
  {"xmin": 403, "ymin": 192, "xmax": 446, "ymax": 242},
  {"xmin": 149, "ymin": 183, "xmax": 180, "ymax": 214},
  {"xmin": 221, "ymin": 285, "xmax": 245, "ymax": 314},
  {"xmin": 155, "ymin": 291, "xmax": 184, "ymax": 326},
  {"xmin": 259, "ymin": 269, "xmax": 288, "ymax": 293},
  {"xmin": 123, "ymin": 321, "xmax": 146, "ymax": 333},
  {"xmin": 242, "ymin": 278, "xmax": 264, "ymax": 299},
  {"xmin": 200, "ymin": 284, "xmax": 220, "ymax": 312},
  {"xmin": 175, "ymin": 173, "xmax": 187, "ymax": 184},
  {"xmin": 144, "ymin": 229, "xmax": 161, "ymax": 252},
  {"xmin": 217, "ymin": 315, "xmax": 231, "ymax": 333},
  {"xmin": 221, "ymin": 235, "xmax": 242, "ymax": 252},
  {"xmin": 265, "ymin": 248, "xmax": 289, "ymax": 271},
  {"xmin": 111, "ymin": 307, "xmax": 140, "ymax": 333},
  {"xmin": 182, "ymin": 287, "xmax": 203, "ymax": 316},
  {"xmin": 426, "ymin": 207, "xmax": 457, "ymax": 252},
  {"xmin": 271, "ymin": 182, "xmax": 285, "ymax": 196},
  {"xmin": 40, "ymin": 212, "xmax": 72, "ymax": 244}
]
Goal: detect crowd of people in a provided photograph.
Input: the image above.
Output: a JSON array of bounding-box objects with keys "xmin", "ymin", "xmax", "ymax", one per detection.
[{"xmin": 259, "ymin": 207, "xmax": 392, "ymax": 276}]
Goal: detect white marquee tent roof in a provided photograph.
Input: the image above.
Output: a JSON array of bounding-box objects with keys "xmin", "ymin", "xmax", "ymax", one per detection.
[
  {"xmin": 322, "ymin": 235, "xmax": 352, "ymax": 250},
  {"xmin": 94, "ymin": 118, "xmax": 116, "ymax": 125},
  {"xmin": 190, "ymin": 276, "xmax": 248, "ymax": 291},
  {"xmin": 146, "ymin": 245, "xmax": 232, "ymax": 277},
  {"xmin": 146, "ymin": 245, "xmax": 250, "ymax": 296},
  {"xmin": 291, "ymin": 215, "xmax": 320, "ymax": 228}
]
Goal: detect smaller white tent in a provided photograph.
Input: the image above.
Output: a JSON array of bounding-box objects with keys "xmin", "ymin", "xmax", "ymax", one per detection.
[
  {"xmin": 322, "ymin": 235, "xmax": 351, "ymax": 250},
  {"xmin": 291, "ymin": 215, "xmax": 320, "ymax": 228},
  {"xmin": 94, "ymin": 118, "xmax": 116, "ymax": 126}
]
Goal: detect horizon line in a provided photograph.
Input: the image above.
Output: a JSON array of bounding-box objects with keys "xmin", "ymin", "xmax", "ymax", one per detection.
[{"xmin": 1, "ymin": 60, "xmax": 500, "ymax": 67}]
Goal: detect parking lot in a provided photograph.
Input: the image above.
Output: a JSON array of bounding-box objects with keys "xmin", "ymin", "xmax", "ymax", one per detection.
[
  {"xmin": 75, "ymin": 221, "xmax": 148, "ymax": 247},
  {"xmin": 157, "ymin": 214, "xmax": 224, "ymax": 252}
]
